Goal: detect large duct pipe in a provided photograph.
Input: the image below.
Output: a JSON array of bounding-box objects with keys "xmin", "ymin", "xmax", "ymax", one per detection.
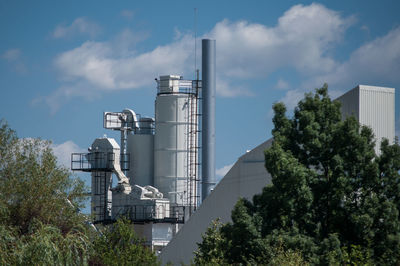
[{"xmin": 201, "ymin": 39, "xmax": 216, "ymax": 201}]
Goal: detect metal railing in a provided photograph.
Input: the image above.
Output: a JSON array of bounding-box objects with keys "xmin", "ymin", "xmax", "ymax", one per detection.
[
  {"xmin": 114, "ymin": 204, "xmax": 185, "ymax": 224},
  {"xmin": 71, "ymin": 152, "xmax": 130, "ymax": 172},
  {"xmin": 156, "ymin": 79, "xmax": 201, "ymax": 95},
  {"xmin": 103, "ymin": 112, "xmax": 155, "ymax": 134}
]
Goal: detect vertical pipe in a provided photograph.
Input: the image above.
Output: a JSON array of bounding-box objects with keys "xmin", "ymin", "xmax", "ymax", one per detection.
[{"xmin": 201, "ymin": 39, "xmax": 216, "ymax": 201}]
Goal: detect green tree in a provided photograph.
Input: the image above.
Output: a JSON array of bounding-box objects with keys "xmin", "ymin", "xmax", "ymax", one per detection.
[
  {"xmin": 0, "ymin": 120, "xmax": 91, "ymax": 264},
  {"xmin": 194, "ymin": 219, "xmax": 228, "ymax": 265},
  {"xmin": 90, "ymin": 218, "xmax": 159, "ymax": 266},
  {"xmin": 195, "ymin": 85, "xmax": 400, "ymax": 265}
]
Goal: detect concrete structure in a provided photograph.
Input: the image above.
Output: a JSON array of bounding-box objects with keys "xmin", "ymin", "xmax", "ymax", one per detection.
[
  {"xmin": 160, "ymin": 139, "xmax": 272, "ymax": 265},
  {"xmin": 336, "ymin": 85, "xmax": 395, "ymax": 154}
]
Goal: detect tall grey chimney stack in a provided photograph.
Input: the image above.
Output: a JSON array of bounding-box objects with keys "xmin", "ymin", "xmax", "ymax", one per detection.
[{"xmin": 201, "ymin": 39, "xmax": 216, "ymax": 201}]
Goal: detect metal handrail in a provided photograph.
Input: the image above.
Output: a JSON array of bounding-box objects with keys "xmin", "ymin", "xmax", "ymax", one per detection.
[
  {"xmin": 71, "ymin": 152, "xmax": 130, "ymax": 172},
  {"xmin": 156, "ymin": 79, "xmax": 201, "ymax": 95}
]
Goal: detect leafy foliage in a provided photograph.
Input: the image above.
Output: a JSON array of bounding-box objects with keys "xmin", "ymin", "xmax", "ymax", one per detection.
[
  {"xmin": 0, "ymin": 120, "xmax": 88, "ymax": 235},
  {"xmin": 194, "ymin": 219, "xmax": 228, "ymax": 265},
  {"xmin": 195, "ymin": 85, "xmax": 400, "ymax": 265},
  {"xmin": 90, "ymin": 218, "xmax": 159, "ymax": 266},
  {"xmin": 0, "ymin": 119, "xmax": 92, "ymax": 264}
]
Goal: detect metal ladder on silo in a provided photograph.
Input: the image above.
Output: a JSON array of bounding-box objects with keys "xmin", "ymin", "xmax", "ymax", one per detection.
[{"xmin": 186, "ymin": 81, "xmax": 201, "ymax": 215}]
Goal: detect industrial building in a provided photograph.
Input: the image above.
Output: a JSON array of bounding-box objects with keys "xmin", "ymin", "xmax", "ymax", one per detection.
[
  {"xmin": 71, "ymin": 38, "xmax": 395, "ymax": 264},
  {"xmin": 160, "ymin": 84, "xmax": 395, "ymax": 264},
  {"xmin": 71, "ymin": 39, "xmax": 216, "ymax": 253}
]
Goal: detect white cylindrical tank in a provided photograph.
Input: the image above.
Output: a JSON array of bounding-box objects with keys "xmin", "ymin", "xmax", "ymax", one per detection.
[
  {"xmin": 127, "ymin": 134, "xmax": 154, "ymax": 187},
  {"xmin": 154, "ymin": 75, "xmax": 196, "ymax": 205}
]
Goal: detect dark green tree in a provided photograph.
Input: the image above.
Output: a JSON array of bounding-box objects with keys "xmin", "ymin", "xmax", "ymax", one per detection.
[
  {"xmin": 90, "ymin": 218, "xmax": 159, "ymax": 266},
  {"xmin": 195, "ymin": 85, "xmax": 400, "ymax": 265}
]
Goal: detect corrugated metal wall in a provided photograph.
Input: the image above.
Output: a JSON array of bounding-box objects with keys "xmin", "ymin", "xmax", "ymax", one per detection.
[
  {"xmin": 336, "ymin": 85, "xmax": 395, "ymax": 155},
  {"xmin": 359, "ymin": 85, "xmax": 395, "ymax": 154}
]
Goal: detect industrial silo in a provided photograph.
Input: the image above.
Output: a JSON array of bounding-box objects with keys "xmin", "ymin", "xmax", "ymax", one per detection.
[
  {"xmin": 154, "ymin": 75, "xmax": 199, "ymax": 207},
  {"xmin": 127, "ymin": 117, "xmax": 155, "ymax": 187}
]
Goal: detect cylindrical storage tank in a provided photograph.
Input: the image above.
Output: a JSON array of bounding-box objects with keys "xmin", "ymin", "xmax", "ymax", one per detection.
[
  {"xmin": 127, "ymin": 134, "xmax": 154, "ymax": 187},
  {"xmin": 154, "ymin": 75, "xmax": 194, "ymax": 205},
  {"xmin": 127, "ymin": 118, "xmax": 155, "ymax": 187}
]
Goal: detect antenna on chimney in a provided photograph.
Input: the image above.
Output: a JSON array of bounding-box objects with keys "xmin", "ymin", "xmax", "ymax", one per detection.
[{"xmin": 194, "ymin": 7, "xmax": 198, "ymax": 79}]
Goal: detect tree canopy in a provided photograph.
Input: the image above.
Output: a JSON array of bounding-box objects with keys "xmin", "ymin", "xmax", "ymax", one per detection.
[
  {"xmin": 0, "ymin": 120, "xmax": 91, "ymax": 264},
  {"xmin": 0, "ymin": 120, "xmax": 159, "ymax": 265},
  {"xmin": 91, "ymin": 218, "xmax": 159, "ymax": 266},
  {"xmin": 195, "ymin": 84, "xmax": 400, "ymax": 265}
]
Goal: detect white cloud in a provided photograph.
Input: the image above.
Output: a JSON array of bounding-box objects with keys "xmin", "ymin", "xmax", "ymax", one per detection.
[
  {"xmin": 52, "ymin": 140, "xmax": 86, "ymax": 169},
  {"xmin": 280, "ymin": 89, "xmax": 307, "ymax": 112},
  {"xmin": 2, "ymin": 48, "xmax": 21, "ymax": 61},
  {"xmin": 31, "ymin": 82, "xmax": 100, "ymax": 115},
  {"xmin": 2, "ymin": 48, "xmax": 27, "ymax": 73},
  {"xmin": 275, "ymin": 86, "xmax": 345, "ymax": 116},
  {"xmin": 37, "ymin": 31, "xmax": 194, "ymax": 112},
  {"xmin": 40, "ymin": 3, "xmax": 358, "ymax": 112},
  {"xmin": 275, "ymin": 78, "xmax": 290, "ymax": 90},
  {"xmin": 216, "ymin": 163, "xmax": 234, "ymax": 179},
  {"xmin": 53, "ymin": 17, "xmax": 101, "ymax": 39},
  {"xmin": 55, "ymin": 34, "xmax": 193, "ymax": 90},
  {"xmin": 217, "ymin": 77, "xmax": 254, "ymax": 97},
  {"xmin": 308, "ymin": 26, "xmax": 400, "ymax": 90},
  {"xmin": 207, "ymin": 3, "xmax": 352, "ymax": 79},
  {"xmin": 112, "ymin": 28, "xmax": 149, "ymax": 56},
  {"xmin": 274, "ymin": 22, "xmax": 400, "ymax": 115},
  {"xmin": 18, "ymin": 139, "xmax": 85, "ymax": 169},
  {"xmin": 55, "ymin": 41, "xmax": 116, "ymax": 89},
  {"xmin": 36, "ymin": 29, "xmax": 194, "ymax": 112}
]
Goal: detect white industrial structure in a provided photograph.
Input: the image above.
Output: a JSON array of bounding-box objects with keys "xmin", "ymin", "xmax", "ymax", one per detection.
[
  {"xmin": 71, "ymin": 75, "xmax": 201, "ymax": 252},
  {"xmin": 154, "ymin": 75, "xmax": 199, "ymax": 208},
  {"xmin": 337, "ymin": 85, "xmax": 395, "ymax": 154},
  {"xmin": 70, "ymin": 36, "xmax": 396, "ymax": 264},
  {"xmin": 72, "ymin": 39, "xmax": 216, "ymax": 253}
]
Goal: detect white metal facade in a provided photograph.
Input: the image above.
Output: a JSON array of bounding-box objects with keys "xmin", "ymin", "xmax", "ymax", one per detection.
[
  {"xmin": 154, "ymin": 93, "xmax": 192, "ymax": 205},
  {"xmin": 336, "ymin": 85, "xmax": 395, "ymax": 154}
]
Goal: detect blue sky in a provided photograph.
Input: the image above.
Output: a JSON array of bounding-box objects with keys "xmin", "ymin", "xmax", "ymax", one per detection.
[{"xmin": 2, "ymin": 0, "xmax": 400, "ymax": 188}]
